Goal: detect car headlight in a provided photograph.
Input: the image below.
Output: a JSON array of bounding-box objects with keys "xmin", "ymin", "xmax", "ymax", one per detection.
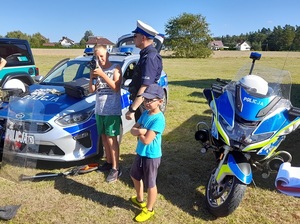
[{"xmin": 55, "ymin": 109, "xmax": 94, "ymax": 126}]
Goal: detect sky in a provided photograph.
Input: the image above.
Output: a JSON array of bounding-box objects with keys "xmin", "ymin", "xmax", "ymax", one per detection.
[{"xmin": 1, "ymin": 0, "xmax": 300, "ymax": 43}]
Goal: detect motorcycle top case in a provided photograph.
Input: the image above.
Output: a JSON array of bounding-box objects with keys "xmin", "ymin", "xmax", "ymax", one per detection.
[{"xmin": 64, "ymin": 77, "xmax": 91, "ymax": 99}]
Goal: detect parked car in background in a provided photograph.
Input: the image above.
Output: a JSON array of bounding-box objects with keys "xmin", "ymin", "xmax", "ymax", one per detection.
[
  {"xmin": 111, "ymin": 33, "xmax": 164, "ymax": 54},
  {"xmin": 0, "ymin": 38, "xmax": 39, "ymax": 80},
  {"xmin": 0, "ymin": 34, "xmax": 168, "ymax": 163}
]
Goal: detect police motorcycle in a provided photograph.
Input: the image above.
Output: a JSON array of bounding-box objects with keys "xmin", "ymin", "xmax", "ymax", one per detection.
[{"xmin": 195, "ymin": 52, "xmax": 300, "ymax": 217}]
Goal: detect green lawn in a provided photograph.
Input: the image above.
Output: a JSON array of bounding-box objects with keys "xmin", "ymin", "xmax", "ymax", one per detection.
[{"xmin": 1, "ymin": 51, "xmax": 300, "ymax": 224}]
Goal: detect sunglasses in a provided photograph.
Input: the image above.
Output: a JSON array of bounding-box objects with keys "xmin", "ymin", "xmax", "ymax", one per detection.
[
  {"xmin": 134, "ymin": 33, "xmax": 143, "ymax": 38},
  {"xmin": 144, "ymin": 98, "xmax": 159, "ymax": 103}
]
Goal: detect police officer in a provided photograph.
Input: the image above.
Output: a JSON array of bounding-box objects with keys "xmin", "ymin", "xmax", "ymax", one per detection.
[{"xmin": 125, "ymin": 20, "xmax": 163, "ymax": 121}]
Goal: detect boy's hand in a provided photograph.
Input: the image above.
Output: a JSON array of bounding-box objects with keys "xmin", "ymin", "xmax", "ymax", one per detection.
[
  {"xmin": 138, "ymin": 128, "xmax": 147, "ymax": 136},
  {"xmin": 126, "ymin": 111, "xmax": 135, "ymax": 120},
  {"xmin": 90, "ymin": 70, "xmax": 97, "ymax": 79}
]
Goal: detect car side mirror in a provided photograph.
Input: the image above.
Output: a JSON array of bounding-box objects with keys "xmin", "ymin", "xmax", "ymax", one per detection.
[{"xmin": 34, "ymin": 76, "xmax": 43, "ymax": 83}]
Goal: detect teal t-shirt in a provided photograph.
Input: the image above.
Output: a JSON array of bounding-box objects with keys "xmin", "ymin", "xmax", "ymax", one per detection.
[{"xmin": 136, "ymin": 110, "xmax": 165, "ymax": 158}]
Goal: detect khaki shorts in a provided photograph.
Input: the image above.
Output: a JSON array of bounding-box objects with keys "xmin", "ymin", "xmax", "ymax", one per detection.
[{"xmin": 95, "ymin": 115, "xmax": 121, "ymax": 136}]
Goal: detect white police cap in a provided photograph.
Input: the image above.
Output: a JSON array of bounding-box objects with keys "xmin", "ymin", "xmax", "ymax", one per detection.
[{"xmin": 132, "ymin": 20, "xmax": 158, "ymax": 39}]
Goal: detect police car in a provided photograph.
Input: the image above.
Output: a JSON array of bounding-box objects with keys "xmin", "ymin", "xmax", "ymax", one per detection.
[{"xmin": 0, "ymin": 34, "xmax": 168, "ymax": 162}]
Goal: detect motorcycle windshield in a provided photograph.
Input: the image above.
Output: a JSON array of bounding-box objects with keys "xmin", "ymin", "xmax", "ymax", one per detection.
[
  {"xmin": 216, "ymin": 62, "xmax": 293, "ymax": 145},
  {"xmin": 0, "ymin": 96, "xmax": 48, "ymax": 182},
  {"xmin": 229, "ymin": 63, "xmax": 292, "ymax": 100}
]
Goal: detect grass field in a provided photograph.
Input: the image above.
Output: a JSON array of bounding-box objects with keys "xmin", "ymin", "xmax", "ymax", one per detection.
[{"xmin": 1, "ymin": 50, "xmax": 300, "ymax": 223}]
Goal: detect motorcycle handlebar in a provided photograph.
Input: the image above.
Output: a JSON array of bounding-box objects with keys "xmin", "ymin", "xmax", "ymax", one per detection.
[
  {"xmin": 289, "ymin": 106, "xmax": 300, "ymax": 120},
  {"xmin": 216, "ymin": 78, "xmax": 229, "ymax": 85}
]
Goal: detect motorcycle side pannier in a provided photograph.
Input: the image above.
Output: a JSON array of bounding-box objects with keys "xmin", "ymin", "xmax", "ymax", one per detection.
[{"xmin": 64, "ymin": 77, "xmax": 91, "ymax": 99}]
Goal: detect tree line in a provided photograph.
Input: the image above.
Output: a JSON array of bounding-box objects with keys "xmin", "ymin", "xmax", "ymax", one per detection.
[
  {"xmin": 1, "ymin": 13, "xmax": 300, "ymax": 58},
  {"xmin": 0, "ymin": 30, "xmax": 94, "ymax": 48},
  {"xmin": 163, "ymin": 14, "xmax": 300, "ymax": 57},
  {"xmin": 215, "ymin": 24, "xmax": 300, "ymax": 51}
]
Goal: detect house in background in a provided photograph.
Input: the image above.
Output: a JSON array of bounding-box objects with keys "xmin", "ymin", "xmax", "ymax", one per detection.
[
  {"xmin": 236, "ymin": 41, "xmax": 251, "ymax": 51},
  {"xmin": 208, "ymin": 40, "xmax": 228, "ymax": 50},
  {"xmin": 59, "ymin": 36, "xmax": 75, "ymax": 47},
  {"xmin": 86, "ymin": 36, "xmax": 115, "ymax": 52}
]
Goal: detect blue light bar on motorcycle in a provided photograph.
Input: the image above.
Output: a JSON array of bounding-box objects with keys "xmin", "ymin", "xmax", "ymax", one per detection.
[
  {"xmin": 249, "ymin": 52, "xmax": 262, "ymax": 74},
  {"xmin": 250, "ymin": 52, "xmax": 261, "ymax": 60}
]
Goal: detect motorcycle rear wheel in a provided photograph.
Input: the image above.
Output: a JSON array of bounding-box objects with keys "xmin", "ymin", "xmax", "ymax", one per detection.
[{"xmin": 205, "ymin": 170, "xmax": 247, "ymax": 217}]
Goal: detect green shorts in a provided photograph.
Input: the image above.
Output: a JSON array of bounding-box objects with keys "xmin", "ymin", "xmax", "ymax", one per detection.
[{"xmin": 95, "ymin": 115, "xmax": 121, "ymax": 136}]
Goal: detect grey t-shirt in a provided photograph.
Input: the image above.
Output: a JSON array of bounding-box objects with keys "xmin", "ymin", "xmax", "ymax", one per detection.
[{"xmin": 94, "ymin": 64, "xmax": 122, "ymax": 116}]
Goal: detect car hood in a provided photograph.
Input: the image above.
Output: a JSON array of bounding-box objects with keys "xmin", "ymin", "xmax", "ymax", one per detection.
[{"xmin": 0, "ymin": 84, "xmax": 95, "ymax": 121}]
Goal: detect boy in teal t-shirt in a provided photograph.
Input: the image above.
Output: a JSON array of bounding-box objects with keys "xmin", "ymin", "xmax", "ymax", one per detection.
[{"xmin": 129, "ymin": 84, "xmax": 166, "ymax": 222}]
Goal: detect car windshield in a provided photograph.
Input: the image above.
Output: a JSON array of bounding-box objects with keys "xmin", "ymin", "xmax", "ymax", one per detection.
[
  {"xmin": 42, "ymin": 60, "xmax": 91, "ymax": 85},
  {"xmin": 41, "ymin": 59, "xmax": 124, "ymax": 85}
]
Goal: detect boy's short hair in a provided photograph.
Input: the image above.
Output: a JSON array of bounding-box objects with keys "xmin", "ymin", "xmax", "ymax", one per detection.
[
  {"xmin": 94, "ymin": 44, "xmax": 107, "ymax": 53},
  {"xmin": 142, "ymin": 84, "xmax": 164, "ymax": 99}
]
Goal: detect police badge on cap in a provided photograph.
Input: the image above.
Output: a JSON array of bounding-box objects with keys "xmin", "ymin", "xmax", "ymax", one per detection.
[{"xmin": 132, "ymin": 20, "xmax": 159, "ymax": 39}]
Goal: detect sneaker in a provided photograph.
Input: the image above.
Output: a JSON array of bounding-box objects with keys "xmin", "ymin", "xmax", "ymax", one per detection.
[
  {"xmin": 130, "ymin": 196, "xmax": 146, "ymax": 208},
  {"xmin": 97, "ymin": 162, "xmax": 112, "ymax": 172},
  {"xmin": 106, "ymin": 168, "xmax": 122, "ymax": 183},
  {"xmin": 134, "ymin": 207, "xmax": 154, "ymax": 222}
]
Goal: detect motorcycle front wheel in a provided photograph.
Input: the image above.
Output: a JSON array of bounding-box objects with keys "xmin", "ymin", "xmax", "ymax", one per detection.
[{"xmin": 205, "ymin": 170, "xmax": 247, "ymax": 217}]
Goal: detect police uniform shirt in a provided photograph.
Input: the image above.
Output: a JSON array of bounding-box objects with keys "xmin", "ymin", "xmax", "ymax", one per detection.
[{"xmin": 139, "ymin": 44, "xmax": 162, "ymax": 87}]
